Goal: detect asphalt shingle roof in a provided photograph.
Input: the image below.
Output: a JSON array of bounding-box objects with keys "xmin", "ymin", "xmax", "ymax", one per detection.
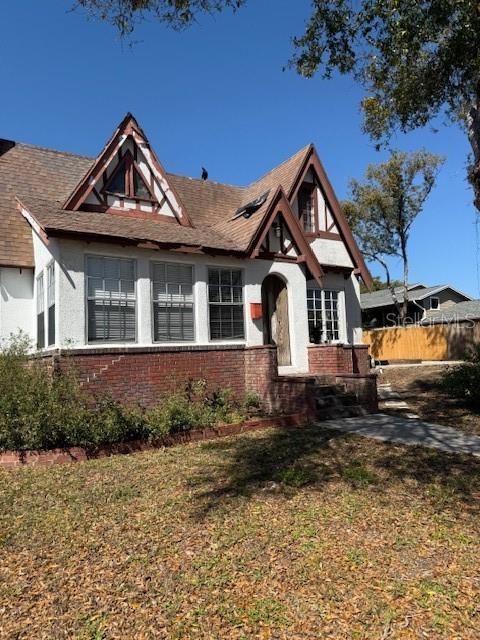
[
  {"xmin": 361, "ymin": 284, "xmax": 469, "ymax": 310},
  {"xmin": 0, "ymin": 138, "xmax": 310, "ymax": 266},
  {"xmin": 421, "ymin": 300, "xmax": 480, "ymax": 324}
]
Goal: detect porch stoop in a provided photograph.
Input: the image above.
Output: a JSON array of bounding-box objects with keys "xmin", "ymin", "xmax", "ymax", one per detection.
[{"xmin": 276, "ymin": 373, "xmax": 378, "ymax": 420}]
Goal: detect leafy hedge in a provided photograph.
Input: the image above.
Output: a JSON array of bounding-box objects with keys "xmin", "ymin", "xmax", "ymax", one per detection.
[
  {"xmin": 441, "ymin": 345, "xmax": 480, "ymax": 409},
  {"xmin": 0, "ymin": 334, "xmax": 261, "ymax": 452}
]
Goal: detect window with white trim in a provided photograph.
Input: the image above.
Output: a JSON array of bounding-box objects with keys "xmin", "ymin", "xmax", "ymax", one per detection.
[
  {"xmin": 36, "ymin": 272, "xmax": 45, "ymax": 350},
  {"xmin": 152, "ymin": 262, "xmax": 194, "ymax": 342},
  {"xmin": 208, "ymin": 268, "xmax": 244, "ymax": 340},
  {"xmin": 86, "ymin": 256, "xmax": 136, "ymax": 343},
  {"xmin": 47, "ymin": 263, "xmax": 55, "ymax": 346},
  {"xmin": 429, "ymin": 296, "xmax": 440, "ymax": 310},
  {"xmin": 307, "ymin": 289, "xmax": 340, "ymax": 343}
]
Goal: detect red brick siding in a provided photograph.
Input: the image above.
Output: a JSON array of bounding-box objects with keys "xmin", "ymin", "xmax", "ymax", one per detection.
[
  {"xmin": 308, "ymin": 344, "xmax": 370, "ymax": 376},
  {"xmin": 35, "ymin": 343, "xmax": 374, "ymax": 415},
  {"xmin": 56, "ymin": 347, "xmax": 250, "ymax": 407}
]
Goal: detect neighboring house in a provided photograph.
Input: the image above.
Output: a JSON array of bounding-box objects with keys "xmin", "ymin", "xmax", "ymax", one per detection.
[
  {"xmin": 361, "ymin": 283, "xmax": 472, "ymax": 328},
  {"xmin": 420, "ymin": 300, "xmax": 480, "ymax": 325},
  {"xmin": 0, "ymin": 113, "xmax": 374, "ymax": 409}
]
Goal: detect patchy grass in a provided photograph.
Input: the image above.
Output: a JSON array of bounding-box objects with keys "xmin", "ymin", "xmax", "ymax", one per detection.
[
  {"xmin": 1, "ymin": 423, "xmax": 480, "ymax": 638},
  {"xmin": 380, "ymin": 364, "xmax": 480, "ymax": 435}
]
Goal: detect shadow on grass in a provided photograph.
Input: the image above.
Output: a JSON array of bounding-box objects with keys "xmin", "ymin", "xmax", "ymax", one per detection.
[
  {"xmin": 189, "ymin": 422, "xmax": 480, "ymax": 519},
  {"xmin": 382, "ymin": 372, "xmax": 480, "ymax": 432}
]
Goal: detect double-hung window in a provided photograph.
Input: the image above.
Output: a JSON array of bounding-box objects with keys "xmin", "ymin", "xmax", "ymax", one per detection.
[
  {"xmin": 307, "ymin": 289, "xmax": 340, "ymax": 343},
  {"xmin": 152, "ymin": 262, "xmax": 194, "ymax": 342},
  {"xmin": 47, "ymin": 263, "xmax": 55, "ymax": 346},
  {"xmin": 86, "ymin": 256, "xmax": 136, "ymax": 342},
  {"xmin": 36, "ymin": 272, "xmax": 45, "ymax": 350},
  {"xmin": 208, "ymin": 268, "xmax": 244, "ymax": 340}
]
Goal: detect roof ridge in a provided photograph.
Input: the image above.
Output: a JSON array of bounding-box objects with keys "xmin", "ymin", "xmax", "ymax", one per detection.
[
  {"xmin": 11, "ymin": 141, "xmax": 94, "ymax": 161},
  {"xmin": 247, "ymin": 143, "xmax": 312, "ymax": 188},
  {"xmin": 166, "ymin": 171, "xmax": 245, "ymax": 191}
]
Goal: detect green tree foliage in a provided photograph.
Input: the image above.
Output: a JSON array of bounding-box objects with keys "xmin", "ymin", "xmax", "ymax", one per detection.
[
  {"xmin": 75, "ymin": 0, "xmax": 245, "ymax": 35},
  {"xmin": 290, "ymin": 1, "xmax": 480, "ymax": 211},
  {"xmin": 342, "ymin": 150, "xmax": 444, "ymax": 320},
  {"xmin": 76, "ymin": 1, "xmax": 480, "ymax": 211},
  {"xmin": 359, "ymin": 277, "xmax": 402, "ymax": 294}
]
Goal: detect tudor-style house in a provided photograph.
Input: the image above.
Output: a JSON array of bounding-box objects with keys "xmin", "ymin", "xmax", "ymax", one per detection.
[{"xmin": 0, "ymin": 114, "xmax": 374, "ymax": 410}]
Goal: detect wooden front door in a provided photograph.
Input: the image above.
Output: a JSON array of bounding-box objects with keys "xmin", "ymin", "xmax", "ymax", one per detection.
[{"xmin": 261, "ymin": 275, "xmax": 291, "ymax": 366}]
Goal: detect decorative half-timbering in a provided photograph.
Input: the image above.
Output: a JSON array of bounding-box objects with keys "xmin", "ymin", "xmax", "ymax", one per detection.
[
  {"xmin": 0, "ymin": 113, "xmax": 373, "ymax": 389},
  {"xmin": 64, "ymin": 113, "xmax": 191, "ymax": 225}
]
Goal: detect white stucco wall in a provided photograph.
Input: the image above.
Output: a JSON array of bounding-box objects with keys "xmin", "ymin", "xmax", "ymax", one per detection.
[
  {"xmin": 55, "ymin": 239, "xmax": 312, "ymax": 371},
  {"xmin": 310, "ymin": 237, "xmax": 354, "ymax": 268},
  {"xmin": 0, "ymin": 267, "xmax": 34, "ymax": 343},
  {"xmin": 32, "ymin": 230, "xmax": 60, "ymax": 350}
]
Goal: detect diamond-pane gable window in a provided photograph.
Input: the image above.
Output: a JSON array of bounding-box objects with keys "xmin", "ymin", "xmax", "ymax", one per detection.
[
  {"xmin": 86, "ymin": 256, "xmax": 136, "ymax": 343},
  {"xmin": 208, "ymin": 268, "xmax": 244, "ymax": 340},
  {"xmin": 152, "ymin": 262, "xmax": 194, "ymax": 342},
  {"xmin": 307, "ymin": 289, "xmax": 340, "ymax": 343}
]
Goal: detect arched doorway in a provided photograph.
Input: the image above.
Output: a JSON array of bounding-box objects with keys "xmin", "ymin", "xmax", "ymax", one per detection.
[{"xmin": 261, "ymin": 274, "xmax": 291, "ymax": 366}]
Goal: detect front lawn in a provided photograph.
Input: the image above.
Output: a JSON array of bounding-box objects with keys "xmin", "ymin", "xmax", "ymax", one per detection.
[{"xmin": 1, "ymin": 424, "xmax": 479, "ymax": 639}]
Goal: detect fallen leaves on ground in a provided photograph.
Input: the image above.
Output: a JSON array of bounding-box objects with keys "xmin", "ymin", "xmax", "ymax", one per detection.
[{"xmin": 1, "ymin": 423, "xmax": 479, "ymax": 639}]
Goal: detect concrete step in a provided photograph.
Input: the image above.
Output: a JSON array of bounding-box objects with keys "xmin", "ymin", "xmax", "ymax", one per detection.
[
  {"xmin": 316, "ymin": 405, "xmax": 368, "ymax": 421},
  {"xmin": 311, "ymin": 384, "xmax": 347, "ymax": 397},
  {"xmin": 315, "ymin": 392, "xmax": 358, "ymax": 410}
]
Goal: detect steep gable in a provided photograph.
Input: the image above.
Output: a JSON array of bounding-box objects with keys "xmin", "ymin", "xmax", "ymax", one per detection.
[
  {"xmin": 287, "ymin": 146, "xmax": 373, "ymax": 287},
  {"xmin": 64, "ymin": 113, "xmax": 192, "ymax": 226}
]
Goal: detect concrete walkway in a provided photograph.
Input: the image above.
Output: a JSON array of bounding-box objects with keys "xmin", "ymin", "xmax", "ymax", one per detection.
[{"xmin": 321, "ymin": 413, "xmax": 480, "ymax": 457}]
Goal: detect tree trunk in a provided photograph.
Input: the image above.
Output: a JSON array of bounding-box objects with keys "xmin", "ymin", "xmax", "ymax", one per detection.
[
  {"xmin": 376, "ymin": 256, "xmax": 403, "ymax": 322},
  {"xmin": 467, "ymin": 95, "xmax": 480, "ymax": 212},
  {"xmin": 400, "ymin": 239, "xmax": 409, "ymax": 325}
]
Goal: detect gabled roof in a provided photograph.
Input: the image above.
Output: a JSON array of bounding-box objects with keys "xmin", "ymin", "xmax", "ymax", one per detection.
[
  {"xmin": 0, "ymin": 139, "xmax": 92, "ymax": 267},
  {"xmin": 361, "ymin": 284, "xmax": 473, "ymax": 310},
  {"xmin": 421, "ymin": 300, "xmax": 480, "ymax": 324},
  {"xmin": 0, "ymin": 114, "xmax": 371, "ymax": 285}
]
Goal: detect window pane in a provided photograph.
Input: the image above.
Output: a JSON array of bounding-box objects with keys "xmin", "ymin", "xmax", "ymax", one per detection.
[
  {"xmin": 208, "ymin": 269, "xmax": 220, "ymax": 285},
  {"xmin": 231, "ymin": 270, "xmax": 242, "ymax": 286},
  {"xmin": 48, "ymin": 305, "xmax": 55, "ymax": 346},
  {"xmin": 87, "ymin": 257, "xmax": 136, "ymax": 342},
  {"xmin": 133, "ymin": 167, "xmax": 150, "ymax": 198},
  {"xmin": 87, "ymin": 256, "xmax": 104, "ymax": 278},
  {"xmin": 208, "ymin": 268, "xmax": 244, "ymax": 340},
  {"xmin": 209, "ymin": 285, "xmax": 220, "ymax": 303},
  {"xmin": 221, "ymin": 286, "xmax": 232, "ymax": 303},
  {"xmin": 221, "ymin": 270, "xmax": 232, "ymax": 286},
  {"xmin": 37, "ymin": 313, "xmax": 45, "ymax": 350},
  {"xmin": 107, "ymin": 165, "xmax": 126, "ymax": 194},
  {"xmin": 152, "ymin": 261, "xmax": 194, "ymax": 342}
]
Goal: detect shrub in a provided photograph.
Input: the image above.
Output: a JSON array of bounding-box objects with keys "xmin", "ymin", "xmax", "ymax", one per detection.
[
  {"xmin": 441, "ymin": 345, "xmax": 480, "ymax": 408},
  {"xmin": 0, "ymin": 336, "xmax": 253, "ymax": 451},
  {"xmin": 0, "ymin": 334, "xmax": 90, "ymax": 451}
]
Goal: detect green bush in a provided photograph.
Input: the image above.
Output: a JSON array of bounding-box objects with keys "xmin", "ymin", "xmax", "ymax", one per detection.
[
  {"xmin": 0, "ymin": 335, "xmax": 254, "ymax": 451},
  {"xmin": 441, "ymin": 346, "xmax": 480, "ymax": 409}
]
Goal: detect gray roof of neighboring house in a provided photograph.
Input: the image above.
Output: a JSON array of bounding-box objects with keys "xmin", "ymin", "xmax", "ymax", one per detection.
[
  {"xmin": 361, "ymin": 284, "xmax": 472, "ymax": 310},
  {"xmin": 421, "ymin": 300, "xmax": 480, "ymax": 324}
]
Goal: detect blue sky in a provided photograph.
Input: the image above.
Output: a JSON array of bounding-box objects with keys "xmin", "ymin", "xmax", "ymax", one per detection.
[{"xmin": 1, "ymin": 0, "xmax": 478, "ymax": 296}]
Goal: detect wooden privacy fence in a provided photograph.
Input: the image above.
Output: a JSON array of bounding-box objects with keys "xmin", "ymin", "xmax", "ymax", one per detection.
[{"xmin": 364, "ymin": 322, "xmax": 480, "ymax": 362}]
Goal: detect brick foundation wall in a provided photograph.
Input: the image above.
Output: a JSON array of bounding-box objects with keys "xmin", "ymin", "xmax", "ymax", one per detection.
[
  {"xmin": 36, "ymin": 343, "xmax": 374, "ymax": 415},
  {"xmin": 308, "ymin": 344, "xmax": 370, "ymax": 376}
]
